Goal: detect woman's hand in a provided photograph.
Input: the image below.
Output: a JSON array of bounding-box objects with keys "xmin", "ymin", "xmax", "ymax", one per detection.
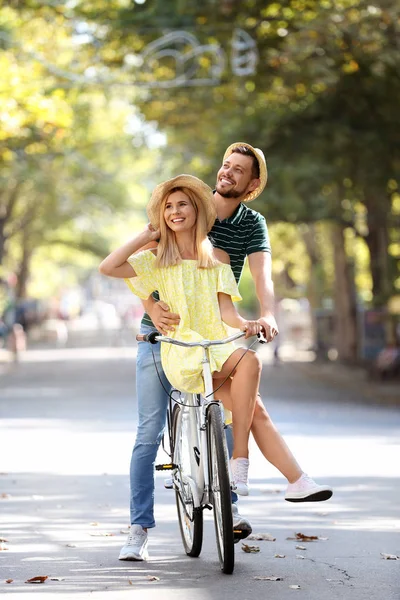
[
  {"xmin": 241, "ymin": 320, "xmax": 263, "ymax": 339},
  {"xmin": 145, "ymin": 223, "xmax": 160, "ymax": 242}
]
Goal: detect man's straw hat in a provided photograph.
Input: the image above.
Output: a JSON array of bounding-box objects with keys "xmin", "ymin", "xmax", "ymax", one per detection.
[
  {"xmin": 147, "ymin": 174, "xmax": 216, "ymax": 231},
  {"xmin": 223, "ymin": 142, "xmax": 268, "ymax": 202}
]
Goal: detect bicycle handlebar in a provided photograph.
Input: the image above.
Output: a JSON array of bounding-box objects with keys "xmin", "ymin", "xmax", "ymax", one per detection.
[{"xmin": 136, "ymin": 330, "xmax": 267, "ymax": 347}]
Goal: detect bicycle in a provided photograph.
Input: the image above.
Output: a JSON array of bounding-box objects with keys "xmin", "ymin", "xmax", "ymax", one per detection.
[{"xmin": 136, "ymin": 329, "xmax": 264, "ymax": 574}]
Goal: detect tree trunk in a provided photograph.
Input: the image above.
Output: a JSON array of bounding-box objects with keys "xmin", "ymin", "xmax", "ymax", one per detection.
[
  {"xmin": 301, "ymin": 224, "xmax": 325, "ymax": 352},
  {"xmin": 0, "ymin": 219, "xmax": 6, "ymax": 268},
  {"xmin": 363, "ymin": 197, "xmax": 390, "ymax": 307},
  {"xmin": 16, "ymin": 233, "xmax": 33, "ymax": 299},
  {"xmin": 330, "ymin": 222, "xmax": 358, "ymax": 362}
]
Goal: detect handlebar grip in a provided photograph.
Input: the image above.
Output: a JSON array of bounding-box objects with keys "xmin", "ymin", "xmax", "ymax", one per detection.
[
  {"xmin": 257, "ymin": 331, "xmax": 268, "ymax": 344},
  {"xmin": 136, "ymin": 330, "xmax": 160, "ymax": 344}
]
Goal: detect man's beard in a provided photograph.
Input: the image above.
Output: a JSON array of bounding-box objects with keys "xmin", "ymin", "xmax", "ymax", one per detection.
[{"xmin": 216, "ymin": 182, "xmax": 246, "ymax": 199}]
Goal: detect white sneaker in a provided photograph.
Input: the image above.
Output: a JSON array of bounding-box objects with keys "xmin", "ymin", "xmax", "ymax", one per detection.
[
  {"xmin": 232, "ymin": 503, "xmax": 252, "ymax": 543},
  {"xmin": 118, "ymin": 525, "xmax": 149, "ymax": 561},
  {"xmin": 285, "ymin": 473, "xmax": 333, "ymax": 502},
  {"xmin": 230, "ymin": 457, "xmax": 249, "ymax": 496},
  {"xmin": 164, "ymin": 477, "xmax": 173, "ymax": 489}
]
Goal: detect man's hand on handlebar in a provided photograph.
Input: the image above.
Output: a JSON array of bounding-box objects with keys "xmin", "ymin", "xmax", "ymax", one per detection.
[
  {"xmin": 241, "ymin": 320, "xmax": 264, "ymax": 339},
  {"xmin": 147, "ymin": 300, "xmax": 180, "ymax": 335},
  {"xmin": 258, "ymin": 314, "xmax": 279, "ymax": 343}
]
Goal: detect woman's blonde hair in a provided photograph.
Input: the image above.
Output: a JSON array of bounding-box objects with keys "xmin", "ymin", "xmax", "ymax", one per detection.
[{"xmin": 156, "ymin": 186, "xmax": 218, "ymax": 269}]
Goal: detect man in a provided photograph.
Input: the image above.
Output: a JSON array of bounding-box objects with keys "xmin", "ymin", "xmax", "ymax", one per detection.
[{"xmin": 118, "ymin": 142, "xmax": 331, "ymax": 561}]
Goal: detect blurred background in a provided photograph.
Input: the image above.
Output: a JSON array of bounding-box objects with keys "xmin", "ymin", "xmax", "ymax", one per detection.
[{"xmin": 0, "ymin": 0, "xmax": 399, "ymax": 379}]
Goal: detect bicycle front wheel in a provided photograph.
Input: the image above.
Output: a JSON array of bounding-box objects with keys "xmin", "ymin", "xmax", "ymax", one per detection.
[
  {"xmin": 207, "ymin": 403, "xmax": 234, "ymax": 574},
  {"xmin": 172, "ymin": 402, "xmax": 203, "ymax": 557}
]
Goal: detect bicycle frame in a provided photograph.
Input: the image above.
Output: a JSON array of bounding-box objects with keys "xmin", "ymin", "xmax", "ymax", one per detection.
[{"xmin": 138, "ymin": 330, "xmax": 245, "ymax": 507}]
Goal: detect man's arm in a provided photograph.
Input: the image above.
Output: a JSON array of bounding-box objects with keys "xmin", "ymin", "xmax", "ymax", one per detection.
[{"xmin": 248, "ymin": 251, "xmax": 278, "ymax": 342}]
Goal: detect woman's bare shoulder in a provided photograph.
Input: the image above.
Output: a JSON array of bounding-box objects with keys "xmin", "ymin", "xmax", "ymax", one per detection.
[
  {"xmin": 132, "ymin": 242, "xmax": 158, "ymax": 256},
  {"xmin": 213, "ymin": 247, "xmax": 230, "ymax": 264}
]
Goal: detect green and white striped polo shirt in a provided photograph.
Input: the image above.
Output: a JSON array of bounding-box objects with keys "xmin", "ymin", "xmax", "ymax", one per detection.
[{"xmin": 140, "ymin": 202, "xmax": 271, "ymax": 327}]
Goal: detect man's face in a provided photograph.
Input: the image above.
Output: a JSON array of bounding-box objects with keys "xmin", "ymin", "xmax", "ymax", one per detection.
[{"xmin": 216, "ymin": 152, "xmax": 259, "ymax": 200}]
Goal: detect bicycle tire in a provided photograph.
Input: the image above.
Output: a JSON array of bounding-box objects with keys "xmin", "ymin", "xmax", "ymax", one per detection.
[
  {"xmin": 207, "ymin": 402, "xmax": 235, "ymax": 574},
  {"xmin": 172, "ymin": 401, "xmax": 203, "ymax": 557}
]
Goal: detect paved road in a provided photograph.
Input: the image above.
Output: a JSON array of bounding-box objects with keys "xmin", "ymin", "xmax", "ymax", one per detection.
[{"xmin": 0, "ymin": 342, "xmax": 399, "ymax": 599}]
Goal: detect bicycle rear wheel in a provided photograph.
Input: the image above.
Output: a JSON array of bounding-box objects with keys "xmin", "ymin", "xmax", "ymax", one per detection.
[
  {"xmin": 207, "ymin": 402, "xmax": 234, "ymax": 574},
  {"xmin": 172, "ymin": 402, "xmax": 203, "ymax": 557}
]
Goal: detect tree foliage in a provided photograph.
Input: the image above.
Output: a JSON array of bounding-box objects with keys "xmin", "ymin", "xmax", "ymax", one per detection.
[{"xmin": 1, "ymin": 0, "xmax": 399, "ymax": 358}]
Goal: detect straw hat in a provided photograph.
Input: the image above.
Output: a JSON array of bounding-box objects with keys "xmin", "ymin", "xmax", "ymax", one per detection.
[
  {"xmin": 147, "ymin": 174, "xmax": 216, "ymax": 231},
  {"xmin": 223, "ymin": 142, "xmax": 268, "ymax": 202}
]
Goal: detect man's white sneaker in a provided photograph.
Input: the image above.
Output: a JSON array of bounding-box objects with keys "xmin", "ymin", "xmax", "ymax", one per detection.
[
  {"xmin": 285, "ymin": 473, "xmax": 333, "ymax": 502},
  {"xmin": 118, "ymin": 525, "xmax": 149, "ymax": 561},
  {"xmin": 232, "ymin": 503, "xmax": 252, "ymax": 543},
  {"xmin": 230, "ymin": 457, "xmax": 249, "ymax": 496}
]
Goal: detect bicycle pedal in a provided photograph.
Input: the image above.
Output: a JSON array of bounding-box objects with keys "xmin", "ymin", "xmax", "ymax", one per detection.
[{"xmin": 155, "ymin": 463, "xmax": 176, "ymax": 471}]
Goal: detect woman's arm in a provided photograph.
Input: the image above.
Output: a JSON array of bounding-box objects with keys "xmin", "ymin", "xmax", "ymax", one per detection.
[
  {"xmin": 99, "ymin": 225, "xmax": 159, "ymax": 279},
  {"xmin": 218, "ymin": 293, "xmax": 262, "ymax": 338}
]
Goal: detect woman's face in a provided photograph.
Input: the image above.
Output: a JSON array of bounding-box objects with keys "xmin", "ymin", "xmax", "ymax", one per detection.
[{"xmin": 163, "ymin": 190, "xmax": 197, "ymax": 233}]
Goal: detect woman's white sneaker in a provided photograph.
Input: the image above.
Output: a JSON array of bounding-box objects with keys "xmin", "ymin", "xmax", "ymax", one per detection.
[
  {"xmin": 230, "ymin": 457, "xmax": 249, "ymax": 496},
  {"xmin": 285, "ymin": 473, "xmax": 333, "ymax": 502},
  {"xmin": 118, "ymin": 525, "xmax": 149, "ymax": 561}
]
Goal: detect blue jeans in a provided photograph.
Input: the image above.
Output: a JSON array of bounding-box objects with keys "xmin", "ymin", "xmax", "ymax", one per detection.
[{"xmin": 130, "ymin": 324, "xmax": 237, "ymax": 529}]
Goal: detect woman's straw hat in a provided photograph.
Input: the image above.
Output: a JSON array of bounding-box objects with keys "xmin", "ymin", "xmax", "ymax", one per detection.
[
  {"xmin": 147, "ymin": 174, "xmax": 216, "ymax": 231},
  {"xmin": 223, "ymin": 142, "xmax": 268, "ymax": 202}
]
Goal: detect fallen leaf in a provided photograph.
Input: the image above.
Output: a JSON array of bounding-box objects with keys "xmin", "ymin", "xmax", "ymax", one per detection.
[
  {"xmin": 296, "ymin": 555, "xmax": 305, "ymax": 560},
  {"xmin": 254, "ymin": 576, "xmax": 282, "ymax": 581},
  {"xmin": 0, "ymin": 538, "xmax": 9, "ymax": 543},
  {"xmin": 0, "ymin": 544, "xmax": 9, "ymax": 551},
  {"xmin": 248, "ymin": 533, "xmax": 276, "ymax": 541},
  {"xmin": 50, "ymin": 577, "xmax": 65, "ymax": 581},
  {"xmin": 89, "ymin": 532, "xmax": 115, "ymax": 537},
  {"xmin": 274, "ymin": 554, "xmax": 286, "ymax": 558},
  {"xmin": 120, "ymin": 530, "xmax": 130, "ymax": 534},
  {"xmin": 289, "ymin": 584, "xmax": 301, "ymax": 589},
  {"xmin": 287, "ymin": 532, "xmax": 323, "ymax": 542},
  {"xmin": 25, "ymin": 576, "xmax": 48, "ymax": 584},
  {"xmin": 6, "ymin": 579, "xmax": 13, "ymax": 584},
  {"xmin": 90, "ymin": 522, "xmax": 99, "ymax": 526},
  {"xmin": 295, "ymin": 545, "xmax": 307, "ymax": 550},
  {"xmin": 65, "ymin": 543, "xmax": 76, "ymax": 548},
  {"xmin": 147, "ymin": 576, "xmax": 160, "ymax": 581},
  {"xmin": 1, "ymin": 493, "xmax": 11, "ymax": 499},
  {"xmin": 242, "ymin": 544, "xmax": 260, "ymax": 553},
  {"xmin": 128, "ymin": 580, "xmax": 133, "ymax": 585},
  {"xmin": 381, "ymin": 553, "xmax": 399, "ymax": 560}
]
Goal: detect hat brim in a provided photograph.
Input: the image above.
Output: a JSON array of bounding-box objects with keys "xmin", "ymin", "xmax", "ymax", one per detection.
[
  {"xmin": 147, "ymin": 174, "xmax": 216, "ymax": 231},
  {"xmin": 223, "ymin": 142, "xmax": 268, "ymax": 202}
]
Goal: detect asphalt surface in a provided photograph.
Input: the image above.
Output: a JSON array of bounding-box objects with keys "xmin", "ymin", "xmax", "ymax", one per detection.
[{"xmin": 0, "ymin": 339, "xmax": 399, "ymax": 599}]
